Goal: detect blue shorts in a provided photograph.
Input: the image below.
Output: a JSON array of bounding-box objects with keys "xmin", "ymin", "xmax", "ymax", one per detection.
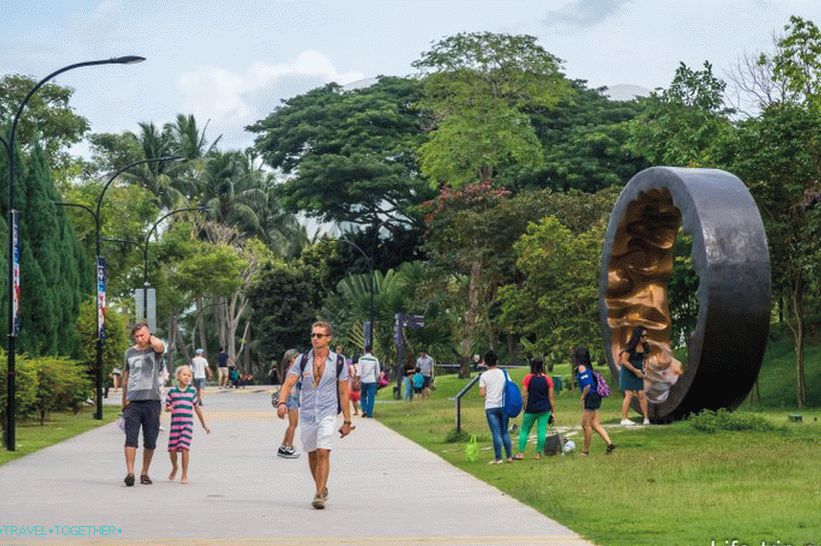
[{"xmin": 194, "ymin": 378, "xmax": 207, "ymax": 390}]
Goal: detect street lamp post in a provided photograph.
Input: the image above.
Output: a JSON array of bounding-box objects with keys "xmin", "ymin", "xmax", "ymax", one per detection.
[
  {"xmin": 54, "ymin": 156, "xmax": 181, "ymax": 420},
  {"xmin": 5, "ymin": 56, "xmax": 145, "ymax": 451},
  {"xmin": 336, "ymin": 238, "xmax": 375, "ymax": 346},
  {"xmin": 103, "ymin": 205, "xmax": 205, "ymax": 325}
]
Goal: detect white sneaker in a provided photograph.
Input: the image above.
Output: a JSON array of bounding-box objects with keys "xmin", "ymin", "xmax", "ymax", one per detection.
[
  {"xmin": 620, "ymin": 419, "xmax": 634, "ymax": 426},
  {"xmin": 643, "ymin": 418, "xmax": 651, "ymax": 425}
]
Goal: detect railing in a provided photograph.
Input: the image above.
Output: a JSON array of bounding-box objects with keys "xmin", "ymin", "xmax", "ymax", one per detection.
[
  {"xmin": 451, "ymin": 365, "xmax": 532, "ymax": 433},
  {"xmin": 453, "ymin": 373, "xmax": 482, "ymax": 434}
]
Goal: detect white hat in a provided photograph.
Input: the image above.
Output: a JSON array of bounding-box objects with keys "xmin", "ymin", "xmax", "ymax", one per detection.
[{"xmin": 195, "ymin": 348, "xmax": 204, "ymax": 355}]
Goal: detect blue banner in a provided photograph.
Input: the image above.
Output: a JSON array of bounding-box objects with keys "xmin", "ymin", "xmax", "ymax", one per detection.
[
  {"xmin": 11, "ymin": 210, "xmax": 20, "ymax": 337},
  {"xmin": 97, "ymin": 256, "xmax": 106, "ymax": 339}
]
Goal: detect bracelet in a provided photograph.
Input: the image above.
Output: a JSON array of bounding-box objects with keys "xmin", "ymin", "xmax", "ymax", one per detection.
[
  {"xmin": 278, "ymin": 402, "xmax": 287, "ymax": 407},
  {"xmin": 343, "ymin": 420, "xmax": 352, "ymax": 425}
]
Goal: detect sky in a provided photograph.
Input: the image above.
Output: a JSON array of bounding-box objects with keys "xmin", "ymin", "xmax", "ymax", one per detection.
[{"xmin": 3, "ymin": 0, "xmax": 821, "ymax": 155}]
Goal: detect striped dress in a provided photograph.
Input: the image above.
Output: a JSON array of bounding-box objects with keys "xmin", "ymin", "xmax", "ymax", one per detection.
[{"xmin": 166, "ymin": 385, "xmax": 199, "ymax": 452}]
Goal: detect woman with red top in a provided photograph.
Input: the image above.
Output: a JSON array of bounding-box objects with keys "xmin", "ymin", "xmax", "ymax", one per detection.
[{"xmin": 512, "ymin": 357, "xmax": 555, "ymax": 460}]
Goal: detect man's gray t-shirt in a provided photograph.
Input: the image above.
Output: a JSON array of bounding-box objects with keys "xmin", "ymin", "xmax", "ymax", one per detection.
[
  {"xmin": 287, "ymin": 350, "xmax": 348, "ymax": 424},
  {"xmin": 417, "ymin": 355, "xmax": 433, "ymax": 377},
  {"xmin": 124, "ymin": 346, "xmax": 164, "ymax": 401}
]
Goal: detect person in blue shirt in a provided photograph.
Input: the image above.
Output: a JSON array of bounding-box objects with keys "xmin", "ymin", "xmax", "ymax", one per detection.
[
  {"xmin": 575, "ymin": 346, "xmax": 616, "ymax": 456},
  {"xmin": 412, "ymin": 367, "xmax": 425, "ymax": 396}
]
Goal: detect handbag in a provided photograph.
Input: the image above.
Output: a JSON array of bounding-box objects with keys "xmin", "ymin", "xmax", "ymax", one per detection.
[
  {"xmin": 465, "ymin": 434, "xmax": 479, "ymax": 462},
  {"xmin": 544, "ymin": 424, "xmax": 562, "ymax": 456}
]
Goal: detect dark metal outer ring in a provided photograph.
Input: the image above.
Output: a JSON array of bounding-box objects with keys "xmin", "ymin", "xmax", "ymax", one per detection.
[{"xmin": 598, "ymin": 167, "xmax": 771, "ymax": 422}]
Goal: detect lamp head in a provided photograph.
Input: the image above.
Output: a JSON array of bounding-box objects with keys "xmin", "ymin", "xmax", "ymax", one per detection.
[{"xmin": 111, "ymin": 56, "xmax": 146, "ymax": 65}]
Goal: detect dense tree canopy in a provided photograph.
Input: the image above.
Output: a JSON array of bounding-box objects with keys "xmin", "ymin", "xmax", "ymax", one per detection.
[{"xmin": 249, "ymin": 77, "xmax": 432, "ymax": 231}]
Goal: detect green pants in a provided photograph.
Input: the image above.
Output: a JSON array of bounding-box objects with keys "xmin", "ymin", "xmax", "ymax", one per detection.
[{"xmin": 518, "ymin": 411, "xmax": 551, "ymax": 453}]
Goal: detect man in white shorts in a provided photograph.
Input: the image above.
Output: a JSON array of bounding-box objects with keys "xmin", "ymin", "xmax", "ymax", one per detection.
[
  {"xmin": 276, "ymin": 321, "xmax": 353, "ymax": 509},
  {"xmin": 190, "ymin": 348, "xmax": 211, "ymax": 405}
]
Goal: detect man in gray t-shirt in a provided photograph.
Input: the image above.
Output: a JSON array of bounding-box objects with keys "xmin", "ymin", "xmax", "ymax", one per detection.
[
  {"xmin": 416, "ymin": 350, "xmax": 434, "ymax": 390},
  {"xmin": 121, "ymin": 322, "xmax": 165, "ymax": 487}
]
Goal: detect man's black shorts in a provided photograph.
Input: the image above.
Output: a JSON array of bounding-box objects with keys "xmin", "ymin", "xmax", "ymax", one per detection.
[{"xmin": 123, "ymin": 400, "xmax": 162, "ymax": 449}]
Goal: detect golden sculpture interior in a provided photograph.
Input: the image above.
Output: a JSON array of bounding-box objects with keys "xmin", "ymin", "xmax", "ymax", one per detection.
[{"xmin": 604, "ymin": 188, "xmax": 684, "ymax": 403}]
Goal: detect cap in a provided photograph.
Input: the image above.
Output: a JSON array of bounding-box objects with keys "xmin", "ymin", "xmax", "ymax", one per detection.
[{"xmin": 195, "ymin": 348, "xmax": 204, "ymax": 355}]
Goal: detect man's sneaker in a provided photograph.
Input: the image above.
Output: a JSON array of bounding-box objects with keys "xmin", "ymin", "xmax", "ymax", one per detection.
[
  {"xmin": 643, "ymin": 418, "xmax": 651, "ymax": 425},
  {"xmin": 311, "ymin": 494, "xmax": 325, "ymax": 510},
  {"xmin": 620, "ymin": 418, "xmax": 634, "ymax": 426},
  {"xmin": 277, "ymin": 445, "xmax": 299, "ymax": 459}
]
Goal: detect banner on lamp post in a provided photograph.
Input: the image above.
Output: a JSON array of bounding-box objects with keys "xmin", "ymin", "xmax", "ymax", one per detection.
[
  {"xmin": 363, "ymin": 320, "xmax": 372, "ymax": 349},
  {"xmin": 97, "ymin": 256, "xmax": 106, "ymax": 339},
  {"xmin": 11, "ymin": 210, "xmax": 21, "ymax": 338}
]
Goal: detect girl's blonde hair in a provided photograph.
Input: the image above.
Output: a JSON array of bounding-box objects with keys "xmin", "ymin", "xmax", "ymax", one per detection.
[{"xmin": 175, "ymin": 365, "xmax": 192, "ymax": 380}]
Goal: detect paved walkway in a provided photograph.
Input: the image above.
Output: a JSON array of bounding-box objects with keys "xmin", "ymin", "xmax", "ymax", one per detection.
[{"xmin": 0, "ymin": 388, "xmax": 590, "ymax": 545}]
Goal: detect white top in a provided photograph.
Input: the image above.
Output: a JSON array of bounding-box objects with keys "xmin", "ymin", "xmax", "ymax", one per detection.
[
  {"xmin": 358, "ymin": 353, "xmax": 381, "ymax": 383},
  {"xmin": 479, "ymin": 367, "xmax": 506, "ymax": 409},
  {"xmin": 191, "ymin": 356, "xmax": 209, "ymax": 379}
]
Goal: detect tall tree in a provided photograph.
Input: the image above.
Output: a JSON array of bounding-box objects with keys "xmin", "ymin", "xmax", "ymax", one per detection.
[
  {"xmin": 413, "ymin": 32, "xmax": 572, "ymax": 188},
  {"xmin": 627, "ymin": 61, "xmax": 734, "ymax": 167},
  {"xmin": 0, "ymin": 74, "xmax": 89, "ymax": 184},
  {"xmin": 0, "ymin": 144, "xmax": 90, "ymax": 355},
  {"xmin": 249, "ymin": 76, "xmax": 432, "ymax": 231}
]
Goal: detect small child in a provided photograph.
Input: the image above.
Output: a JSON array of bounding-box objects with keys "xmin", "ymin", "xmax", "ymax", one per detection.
[
  {"xmin": 166, "ymin": 365, "xmax": 210, "ymax": 484},
  {"xmin": 412, "ymin": 367, "xmax": 425, "ymax": 397}
]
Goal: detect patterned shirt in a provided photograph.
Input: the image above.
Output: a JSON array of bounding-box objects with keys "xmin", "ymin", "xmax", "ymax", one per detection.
[
  {"xmin": 166, "ymin": 386, "xmax": 199, "ymax": 423},
  {"xmin": 124, "ymin": 346, "xmax": 164, "ymax": 401},
  {"xmin": 287, "ymin": 350, "xmax": 348, "ymax": 424}
]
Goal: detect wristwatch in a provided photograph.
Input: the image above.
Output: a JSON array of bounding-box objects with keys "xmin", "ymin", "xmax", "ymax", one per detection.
[{"xmin": 343, "ymin": 420, "xmax": 352, "ymax": 425}]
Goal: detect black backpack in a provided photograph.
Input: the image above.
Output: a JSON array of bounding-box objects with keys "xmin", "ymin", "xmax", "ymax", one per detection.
[{"xmin": 299, "ymin": 352, "xmax": 345, "ymax": 414}]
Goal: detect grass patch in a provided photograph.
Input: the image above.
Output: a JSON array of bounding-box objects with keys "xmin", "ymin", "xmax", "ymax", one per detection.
[
  {"xmin": 375, "ymin": 370, "xmax": 821, "ymax": 545},
  {"xmin": 0, "ymin": 405, "xmax": 119, "ymax": 466}
]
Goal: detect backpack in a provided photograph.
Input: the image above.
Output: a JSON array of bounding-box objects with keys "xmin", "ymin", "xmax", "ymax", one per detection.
[
  {"xmin": 299, "ymin": 352, "xmax": 346, "ymax": 414},
  {"xmin": 502, "ymin": 369, "xmax": 523, "ymax": 418},
  {"xmin": 592, "ymin": 370, "xmax": 611, "ymax": 398}
]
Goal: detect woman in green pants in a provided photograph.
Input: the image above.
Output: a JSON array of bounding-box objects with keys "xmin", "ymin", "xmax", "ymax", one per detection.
[{"xmin": 512, "ymin": 357, "xmax": 555, "ymax": 460}]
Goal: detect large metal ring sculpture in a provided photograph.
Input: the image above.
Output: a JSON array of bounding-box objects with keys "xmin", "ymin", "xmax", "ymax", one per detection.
[{"xmin": 598, "ymin": 167, "xmax": 771, "ymax": 422}]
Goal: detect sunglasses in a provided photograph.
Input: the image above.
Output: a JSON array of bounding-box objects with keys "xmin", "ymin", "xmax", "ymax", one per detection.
[{"xmin": 310, "ymin": 333, "xmax": 329, "ymax": 338}]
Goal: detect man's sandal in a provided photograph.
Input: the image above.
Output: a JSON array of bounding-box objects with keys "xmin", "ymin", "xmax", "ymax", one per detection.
[
  {"xmin": 140, "ymin": 474, "xmax": 153, "ymax": 485},
  {"xmin": 124, "ymin": 473, "xmax": 135, "ymax": 487}
]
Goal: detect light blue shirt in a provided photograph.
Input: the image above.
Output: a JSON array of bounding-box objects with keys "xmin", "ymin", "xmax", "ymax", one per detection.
[{"xmin": 287, "ymin": 350, "xmax": 348, "ymax": 424}]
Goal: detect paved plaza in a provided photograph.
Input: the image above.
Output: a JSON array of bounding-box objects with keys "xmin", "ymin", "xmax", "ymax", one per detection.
[{"xmin": 0, "ymin": 388, "xmax": 589, "ymax": 545}]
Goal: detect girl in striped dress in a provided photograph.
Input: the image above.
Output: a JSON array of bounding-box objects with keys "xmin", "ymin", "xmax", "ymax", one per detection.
[{"xmin": 166, "ymin": 365, "xmax": 210, "ymax": 483}]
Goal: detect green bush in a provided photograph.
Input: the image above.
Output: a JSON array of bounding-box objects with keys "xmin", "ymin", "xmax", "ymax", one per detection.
[
  {"xmin": 0, "ymin": 350, "xmax": 40, "ymax": 424},
  {"xmin": 688, "ymin": 408, "xmax": 775, "ymax": 433},
  {"xmin": 445, "ymin": 428, "xmax": 472, "ymax": 443},
  {"xmin": 31, "ymin": 356, "xmax": 92, "ymax": 424}
]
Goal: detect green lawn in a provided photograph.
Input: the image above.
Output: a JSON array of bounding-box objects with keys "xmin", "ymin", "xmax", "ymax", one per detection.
[
  {"xmin": 374, "ymin": 360, "xmax": 821, "ymax": 545},
  {"xmin": 0, "ymin": 405, "xmax": 119, "ymax": 466}
]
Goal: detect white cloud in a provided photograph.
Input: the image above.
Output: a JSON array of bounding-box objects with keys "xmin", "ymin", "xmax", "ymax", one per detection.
[{"xmin": 176, "ymin": 50, "xmax": 365, "ymax": 150}]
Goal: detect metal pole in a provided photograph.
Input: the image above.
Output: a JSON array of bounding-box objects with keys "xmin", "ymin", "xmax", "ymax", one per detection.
[
  {"xmin": 141, "ymin": 206, "xmax": 205, "ymax": 326},
  {"xmin": 94, "ymin": 217, "xmax": 103, "ymax": 420},
  {"xmin": 5, "ymin": 56, "xmax": 145, "ymax": 451}
]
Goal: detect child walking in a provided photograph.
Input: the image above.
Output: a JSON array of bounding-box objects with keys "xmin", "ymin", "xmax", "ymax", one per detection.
[{"xmin": 166, "ymin": 365, "xmax": 210, "ymax": 483}]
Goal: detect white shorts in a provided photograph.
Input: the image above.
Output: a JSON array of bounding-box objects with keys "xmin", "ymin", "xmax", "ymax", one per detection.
[{"xmin": 300, "ymin": 414, "xmax": 337, "ymax": 453}]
